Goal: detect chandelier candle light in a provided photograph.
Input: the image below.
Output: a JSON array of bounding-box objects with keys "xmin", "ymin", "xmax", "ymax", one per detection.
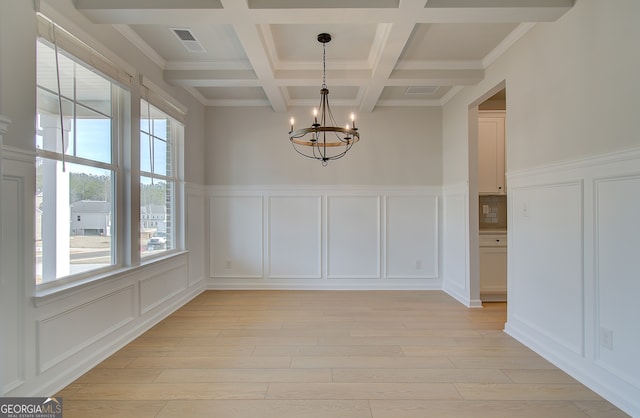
[{"xmin": 288, "ymin": 33, "xmax": 360, "ymax": 166}]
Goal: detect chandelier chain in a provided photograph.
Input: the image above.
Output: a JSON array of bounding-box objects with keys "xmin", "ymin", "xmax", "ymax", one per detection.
[{"xmin": 322, "ymin": 41, "xmax": 327, "ymax": 89}]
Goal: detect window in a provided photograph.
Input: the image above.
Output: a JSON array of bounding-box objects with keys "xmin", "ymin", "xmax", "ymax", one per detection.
[
  {"xmin": 35, "ymin": 37, "xmax": 128, "ymax": 285},
  {"xmin": 139, "ymin": 99, "xmax": 183, "ymax": 257},
  {"xmin": 35, "ymin": 15, "xmax": 185, "ymax": 289}
]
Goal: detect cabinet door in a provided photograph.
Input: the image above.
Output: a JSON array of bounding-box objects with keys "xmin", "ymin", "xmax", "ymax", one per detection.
[
  {"xmin": 480, "ymin": 246, "xmax": 507, "ymax": 300},
  {"xmin": 478, "ymin": 116, "xmax": 505, "ymax": 194}
]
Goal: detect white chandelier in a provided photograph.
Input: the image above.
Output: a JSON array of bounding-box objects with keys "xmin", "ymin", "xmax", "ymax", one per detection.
[{"xmin": 288, "ymin": 33, "xmax": 360, "ymax": 166}]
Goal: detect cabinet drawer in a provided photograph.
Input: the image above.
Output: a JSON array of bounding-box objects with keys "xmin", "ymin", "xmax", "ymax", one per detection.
[{"xmin": 479, "ymin": 233, "xmax": 507, "ymax": 247}]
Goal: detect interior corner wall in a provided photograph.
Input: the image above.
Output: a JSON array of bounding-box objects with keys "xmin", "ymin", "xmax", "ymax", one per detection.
[
  {"xmin": 441, "ymin": 0, "xmax": 640, "ymax": 415},
  {"xmin": 205, "ymin": 106, "xmax": 444, "ymax": 290}
]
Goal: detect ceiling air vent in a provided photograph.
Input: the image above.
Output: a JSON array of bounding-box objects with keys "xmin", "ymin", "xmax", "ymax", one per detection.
[
  {"xmin": 405, "ymin": 86, "xmax": 439, "ymax": 95},
  {"xmin": 171, "ymin": 28, "xmax": 206, "ymax": 53}
]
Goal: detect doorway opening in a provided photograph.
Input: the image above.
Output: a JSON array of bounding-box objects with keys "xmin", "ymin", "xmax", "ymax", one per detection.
[
  {"xmin": 468, "ymin": 83, "xmax": 507, "ymax": 307},
  {"xmin": 478, "ymin": 89, "xmax": 507, "ymax": 303}
]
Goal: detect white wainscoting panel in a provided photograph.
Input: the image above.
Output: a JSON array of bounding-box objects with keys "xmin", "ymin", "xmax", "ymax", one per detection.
[
  {"xmin": 385, "ymin": 196, "xmax": 438, "ymax": 278},
  {"xmin": 268, "ymin": 196, "xmax": 321, "ymax": 279},
  {"xmin": 38, "ymin": 285, "xmax": 135, "ymax": 373},
  {"xmin": 510, "ymin": 181, "xmax": 584, "ymax": 355},
  {"xmin": 186, "ymin": 188, "xmax": 206, "ymax": 286},
  {"xmin": 139, "ymin": 264, "xmax": 188, "ymax": 315},
  {"xmin": 327, "ymin": 195, "xmax": 380, "ymax": 279},
  {"xmin": 595, "ymin": 175, "xmax": 640, "ymax": 388},
  {"xmin": 441, "ymin": 184, "xmax": 471, "ymax": 305},
  {"xmin": 210, "ymin": 195, "xmax": 264, "ymax": 278},
  {"xmin": 1, "ymin": 175, "xmax": 25, "ymax": 393}
]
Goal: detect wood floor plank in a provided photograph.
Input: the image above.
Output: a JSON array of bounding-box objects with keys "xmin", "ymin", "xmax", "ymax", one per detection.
[
  {"xmin": 66, "ymin": 382, "xmax": 268, "ymax": 400},
  {"xmin": 450, "ymin": 356, "xmax": 558, "ymax": 369},
  {"xmin": 290, "ymin": 355, "xmax": 454, "ymax": 369},
  {"xmin": 572, "ymin": 400, "xmax": 632, "ymax": 418},
  {"xmin": 253, "ymin": 344, "xmax": 404, "ymax": 357},
  {"xmin": 369, "ymin": 400, "xmax": 592, "ymax": 418},
  {"xmin": 218, "ymin": 328, "xmax": 349, "ymax": 337},
  {"xmin": 349, "ymin": 328, "xmax": 484, "ymax": 337},
  {"xmin": 127, "ymin": 356, "xmax": 291, "ymax": 369},
  {"xmin": 266, "ymin": 382, "xmax": 461, "ymax": 400},
  {"xmin": 156, "ymin": 400, "xmax": 372, "ymax": 418},
  {"xmin": 60, "ymin": 400, "xmax": 165, "ymax": 418},
  {"xmin": 318, "ymin": 336, "xmax": 459, "ymax": 346},
  {"xmin": 332, "ymin": 368, "xmax": 512, "ymax": 384},
  {"xmin": 155, "ymin": 368, "xmax": 332, "ymax": 383},
  {"xmin": 455, "ymin": 383, "xmax": 604, "ymax": 401},
  {"xmin": 114, "ymin": 345, "xmax": 256, "ymax": 357},
  {"xmin": 197, "ymin": 336, "xmax": 318, "ymax": 346},
  {"xmin": 74, "ymin": 368, "xmax": 163, "ymax": 384},
  {"xmin": 502, "ymin": 369, "xmax": 581, "ymax": 384},
  {"xmin": 402, "ymin": 345, "xmax": 538, "ymax": 357}
]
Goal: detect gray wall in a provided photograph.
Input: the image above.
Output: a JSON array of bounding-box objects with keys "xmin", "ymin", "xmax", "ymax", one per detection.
[{"xmin": 206, "ymin": 106, "xmax": 442, "ymax": 186}]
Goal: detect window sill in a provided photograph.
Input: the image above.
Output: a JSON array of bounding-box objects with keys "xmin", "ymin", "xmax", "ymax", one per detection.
[{"xmin": 33, "ymin": 250, "xmax": 188, "ymax": 307}]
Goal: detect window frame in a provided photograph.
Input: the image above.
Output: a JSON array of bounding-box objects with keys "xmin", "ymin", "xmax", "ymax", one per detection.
[
  {"xmin": 35, "ymin": 38, "xmax": 129, "ymax": 289},
  {"xmin": 139, "ymin": 98, "xmax": 184, "ymax": 259},
  {"xmin": 34, "ymin": 15, "xmax": 186, "ymax": 293}
]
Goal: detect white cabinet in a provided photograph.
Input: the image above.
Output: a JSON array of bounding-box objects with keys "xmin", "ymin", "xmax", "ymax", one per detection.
[
  {"xmin": 480, "ymin": 232, "xmax": 507, "ymax": 302},
  {"xmin": 478, "ymin": 112, "xmax": 506, "ymax": 194}
]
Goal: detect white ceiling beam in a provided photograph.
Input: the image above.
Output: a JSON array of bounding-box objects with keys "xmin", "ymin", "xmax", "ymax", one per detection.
[
  {"xmin": 76, "ymin": 2, "xmax": 572, "ymax": 25},
  {"xmin": 217, "ymin": 0, "xmax": 287, "ymax": 112},
  {"xmin": 360, "ymin": 0, "xmax": 424, "ymax": 112}
]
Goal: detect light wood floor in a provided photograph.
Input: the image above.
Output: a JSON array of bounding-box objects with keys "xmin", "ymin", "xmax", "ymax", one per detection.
[{"xmin": 57, "ymin": 290, "xmax": 628, "ymax": 417}]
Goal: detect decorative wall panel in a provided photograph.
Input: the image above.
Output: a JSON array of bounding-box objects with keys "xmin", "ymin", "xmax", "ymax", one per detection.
[
  {"xmin": 595, "ymin": 175, "xmax": 640, "ymax": 387},
  {"xmin": 1, "ymin": 175, "xmax": 24, "ymax": 393},
  {"xmin": 210, "ymin": 196, "xmax": 264, "ymax": 278},
  {"xmin": 268, "ymin": 196, "xmax": 321, "ymax": 279},
  {"xmin": 38, "ymin": 286, "xmax": 135, "ymax": 372},
  {"xmin": 441, "ymin": 186, "xmax": 469, "ymax": 303},
  {"xmin": 139, "ymin": 264, "xmax": 188, "ymax": 314},
  {"xmin": 385, "ymin": 196, "xmax": 438, "ymax": 278},
  {"xmin": 327, "ymin": 195, "xmax": 380, "ymax": 279},
  {"xmin": 510, "ymin": 181, "xmax": 584, "ymax": 355},
  {"xmin": 186, "ymin": 189, "xmax": 206, "ymax": 286}
]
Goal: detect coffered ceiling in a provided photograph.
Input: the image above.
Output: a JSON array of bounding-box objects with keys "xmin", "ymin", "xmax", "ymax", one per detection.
[{"xmin": 74, "ymin": 0, "xmax": 573, "ymax": 112}]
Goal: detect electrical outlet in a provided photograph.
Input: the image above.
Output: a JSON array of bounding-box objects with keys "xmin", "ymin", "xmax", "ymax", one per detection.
[
  {"xmin": 522, "ymin": 202, "xmax": 530, "ymax": 218},
  {"xmin": 600, "ymin": 327, "xmax": 613, "ymax": 350},
  {"xmin": 416, "ymin": 260, "xmax": 422, "ymax": 270},
  {"xmin": 225, "ymin": 260, "xmax": 232, "ymax": 269}
]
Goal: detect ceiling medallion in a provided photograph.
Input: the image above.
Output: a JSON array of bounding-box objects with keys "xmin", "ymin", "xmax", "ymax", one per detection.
[{"xmin": 288, "ymin": 33, "xmax": 360, "ymax": 166}]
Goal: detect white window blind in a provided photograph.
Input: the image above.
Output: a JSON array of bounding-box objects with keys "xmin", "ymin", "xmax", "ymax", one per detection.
[
  {"xmin": 36, "ymin": 14, "xmax": 133, "ymax": 89},
  {"xmin": 140, "ymin": 76, "xmax": 187, "ymax": 124}
]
